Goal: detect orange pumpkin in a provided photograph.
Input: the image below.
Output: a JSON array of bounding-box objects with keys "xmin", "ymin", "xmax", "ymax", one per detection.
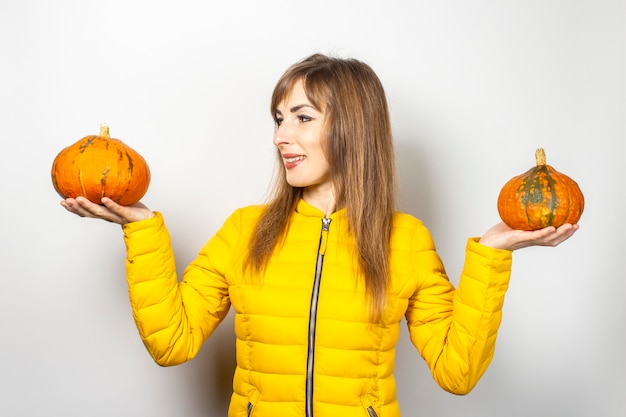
[
  {"xmin": 497, "ymin": 148, "xmax": 584, "ymax": 230},
  {"xmin": 51, "ymin": 124, "xmax": 150, "ymax": 205}
]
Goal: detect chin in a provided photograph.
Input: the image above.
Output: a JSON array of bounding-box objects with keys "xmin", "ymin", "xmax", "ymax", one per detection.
[
  {"xmin": 287, "ymin": 181, "xmax": 309, "ymax": 188},
  {"xmin": 285, "ymin": 176, "xmax": 309, "ymax": 188}
]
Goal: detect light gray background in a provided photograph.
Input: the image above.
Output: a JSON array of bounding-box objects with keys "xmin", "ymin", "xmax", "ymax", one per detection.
[{"xmin": 1, "ymin": 1, "xmax": 624, "ymax": 416}]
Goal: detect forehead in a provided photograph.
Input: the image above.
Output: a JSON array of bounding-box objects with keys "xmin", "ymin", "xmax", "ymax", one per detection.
[
  {"xmin": 277, "ymin": 80, "xmax": 307, "ymax": 106},
  {"xmin": 275, "ymin": 79, "xmax": 325, "ymax": 113}
]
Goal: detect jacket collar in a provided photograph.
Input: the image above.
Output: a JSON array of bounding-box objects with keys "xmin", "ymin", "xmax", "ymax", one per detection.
[{"xmin": 295, "ymin": 198, "xmax": 346, "ymax": 220}]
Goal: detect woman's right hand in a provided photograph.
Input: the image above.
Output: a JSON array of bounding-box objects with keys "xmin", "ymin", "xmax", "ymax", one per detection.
[{"xmin": 60, "ymin": 196, "xmax": 155, "ymax": 225}]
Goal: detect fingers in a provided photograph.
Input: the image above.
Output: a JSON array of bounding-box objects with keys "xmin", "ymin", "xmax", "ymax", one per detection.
[
  {"xmin": 537, "ymin": 223, "xmax": 579, "ymax": 247},
  {"xmin": 60, "ymin": 197, "xmax": 94, "ymax": 217},
  {"xmin": 61, "ymin": 196, "xmax": 155, "ymax": 224},
  {"xmin": 512, "ymin": 224, "xmax": 579, "ymax": 250},
  {"xmin": 479, "ymin": 222, "xmax": 579, "ymax": 251},
  {"xmin": 60, "ymin": 197, "xmax": 128, "ymax": 224}
]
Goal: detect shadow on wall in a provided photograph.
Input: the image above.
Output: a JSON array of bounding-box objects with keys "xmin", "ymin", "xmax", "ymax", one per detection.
[
  {"xmin": 395, "ymin": 138, "xmax": 435, "ymax": 226},
  {"xmin": 186, "ymin": 310, "xmax": 237, "ymax": 415}
]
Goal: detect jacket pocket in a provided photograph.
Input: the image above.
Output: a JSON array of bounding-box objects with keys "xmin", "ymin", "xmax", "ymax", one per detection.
[
  {"xmin": 360, "ymin": 395, "xmax": 380, "ymax": 417},
  {"xmin": 246, "ymin": 389, "xmax": 261, "ymax": 417},
  {"xmin": 366, "ymin": 405, "xmax": 379, "ymax": 417}
]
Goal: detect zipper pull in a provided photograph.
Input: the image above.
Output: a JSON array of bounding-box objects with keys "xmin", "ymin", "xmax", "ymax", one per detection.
[
  {"xmin": 367, "ymin": 406, "xmax": 379, "ymax": 417},
  {"xmin": 322, "ymin": 217, "xmax": 331, "ymax": 231},
  {"xmin": 319, "ymin": 217, "xmax": 332, "ymax": 256}
]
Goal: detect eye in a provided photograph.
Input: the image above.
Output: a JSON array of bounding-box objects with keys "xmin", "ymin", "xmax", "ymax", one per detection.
[
  {"xmin": 275, "ymin": 116, "xmax": 284, "ymax": 126},
  {"xmin": 298, "ymin": 114, "xmax": 312, "ymax": 123}
]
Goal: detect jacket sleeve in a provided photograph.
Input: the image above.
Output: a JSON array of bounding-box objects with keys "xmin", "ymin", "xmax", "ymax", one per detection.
[
  {"xmin": 405, "ymin": 233, "xmax": 512, "ymax": 395},
  {"xmin": 122, "ymin": 211, "xmax": 236, "ymax": 366}
]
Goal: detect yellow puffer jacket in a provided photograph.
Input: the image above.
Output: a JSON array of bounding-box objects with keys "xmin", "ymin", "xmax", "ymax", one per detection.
[{"xmin": 122, "ymin": 199, "xmax": 512, "ymax": 417}]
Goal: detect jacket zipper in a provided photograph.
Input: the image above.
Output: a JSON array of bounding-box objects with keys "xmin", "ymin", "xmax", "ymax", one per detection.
[
  {"xmin": 367, "ymin": 405, "xmax": 379, "ymax": 417},
  {"xmin": 305, "ymin": 217, "xmax": 332, "ymax": 417}
]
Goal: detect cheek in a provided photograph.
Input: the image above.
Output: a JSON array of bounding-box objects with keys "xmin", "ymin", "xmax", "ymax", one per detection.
[
  {"xmin": 315, "ymin": 155, "xmax": 331, "ymax": 179},
  {"xmin": 314, "ymin": 133, "xmax": 330, "ymax": 162},
  {"xmin": 311, "ymin": 145, "xmax": 330, "ymax": 170}
]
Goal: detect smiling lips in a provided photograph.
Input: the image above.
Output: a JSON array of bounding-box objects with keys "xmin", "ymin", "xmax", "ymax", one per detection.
[{"xmin": 283, "ymin": 154, "xmax": 305, "ymax": 169}]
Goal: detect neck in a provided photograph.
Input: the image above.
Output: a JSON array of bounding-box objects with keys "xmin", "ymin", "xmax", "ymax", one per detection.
[{"xmin": 303, "ymin": 185, "xmax": 336, "ymax": 216}]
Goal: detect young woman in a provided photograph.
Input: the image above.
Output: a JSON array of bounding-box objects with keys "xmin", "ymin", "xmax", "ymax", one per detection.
[{"xmin": 61, "ymin": 53, "xmax": 577, "ymax": 417}]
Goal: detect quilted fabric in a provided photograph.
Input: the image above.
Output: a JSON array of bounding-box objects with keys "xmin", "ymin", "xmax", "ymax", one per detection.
[{"xmin": 122, "ymin": 199, "xmax": 512, "ymax": 417}]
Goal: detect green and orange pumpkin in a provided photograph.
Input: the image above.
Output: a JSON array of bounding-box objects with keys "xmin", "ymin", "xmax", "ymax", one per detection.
[
  {"xmin": 51, "ymin": 124, "xmax": 150, "ymax": 205},
  {"xmin": 497, "ymin": 148, "xmax": 584, "ymax": 230}
]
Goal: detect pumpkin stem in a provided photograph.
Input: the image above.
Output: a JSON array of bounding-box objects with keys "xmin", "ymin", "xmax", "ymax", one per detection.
[
  {"xmin": 535, "ymin": 148, "xmax": 546, "ymax": 166},
  {"xmin": 99, "ymin": 123, "xmax": 110, "ymax": 139}
]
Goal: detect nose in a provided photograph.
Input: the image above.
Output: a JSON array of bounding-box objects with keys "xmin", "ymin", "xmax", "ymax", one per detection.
[{"xmin": 273, "ymin": 123, "xmax": 292, "ymax": 147}]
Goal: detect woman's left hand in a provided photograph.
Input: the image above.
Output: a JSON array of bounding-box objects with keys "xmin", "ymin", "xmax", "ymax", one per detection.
[{"xmin": 478, "ymin": 222, "xmax": 579, "ymax": 251}]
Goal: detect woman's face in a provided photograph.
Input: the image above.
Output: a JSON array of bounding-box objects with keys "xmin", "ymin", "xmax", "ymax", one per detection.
[{"xmin": 273, "ymin": 80, "xmax": 332, "ymax": 194}]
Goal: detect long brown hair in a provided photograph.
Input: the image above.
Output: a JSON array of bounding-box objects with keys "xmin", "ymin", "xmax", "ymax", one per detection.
[{"xmin": 247, "ymin": 53, "xmax": 397, "ymax": 322}]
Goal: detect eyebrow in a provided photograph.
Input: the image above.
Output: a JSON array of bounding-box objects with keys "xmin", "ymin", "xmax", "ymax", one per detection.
[{"xmin": 275, "ymin": 104, "xmax": 317, "ymax": 115}]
